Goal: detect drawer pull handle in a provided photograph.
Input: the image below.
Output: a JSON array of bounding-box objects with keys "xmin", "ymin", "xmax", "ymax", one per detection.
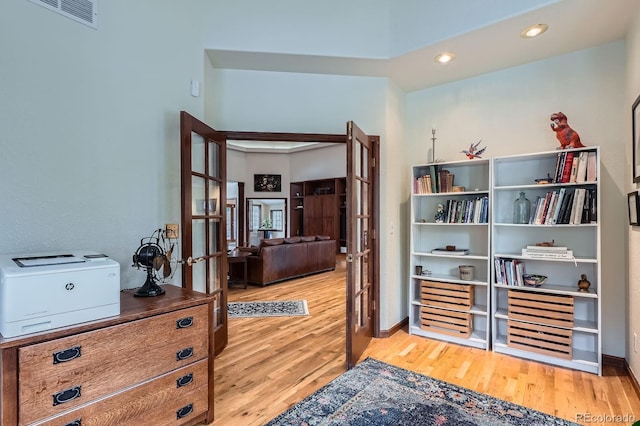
[
  {"xmin": 176, "ymin": 316, "xmax": 194, "ymax": 328},
  {"xmin": 53, "ymin": 346, "xmax": 82, "ymax": 364},
  {"xmin": 64, "ymin": 419, "xmax": 82, "ymax": 426},
  {"xmin": 176, "ymin": 403, "xmax": 193, "ymax": 419},
  {"xmin": 53, "ymin": 386, "xmax": 81, "ymax": 406},
  {"xmin": 177, "ymin": 373, "xmax": 194, "ymax": 388},
  {"xmin": 176, "ymin": 347, "xmax": 193, "ymax": 361}
]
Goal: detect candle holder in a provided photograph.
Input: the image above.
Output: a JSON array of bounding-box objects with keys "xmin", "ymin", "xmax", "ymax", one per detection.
[{"xmin": 430, "ymin": 128, "xmax": 437, "ymax": 163}]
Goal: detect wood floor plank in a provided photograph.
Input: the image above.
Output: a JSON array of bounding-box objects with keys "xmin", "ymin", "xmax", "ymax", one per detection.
[{"xmin": 205, "ymin": 257, "xmax": 640, "ymax": 425}]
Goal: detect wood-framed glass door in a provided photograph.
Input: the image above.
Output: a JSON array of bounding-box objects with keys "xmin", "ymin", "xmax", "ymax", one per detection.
[
  {"xmin": 345, "ymin": 121, "xmax": 376, "ymax": 369},
  {"xmin": 180, "ymin": 111, "xmax": 228, "ymax": 355}
]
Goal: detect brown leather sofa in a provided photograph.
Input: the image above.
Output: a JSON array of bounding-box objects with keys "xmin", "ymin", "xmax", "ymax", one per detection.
[{"xmin": 241, "ymin": 236, "xmax": 336, "ymax": 286}]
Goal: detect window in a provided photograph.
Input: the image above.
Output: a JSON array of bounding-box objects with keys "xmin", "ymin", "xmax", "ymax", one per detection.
[
  {"xmin": 270, "ymin": 210, "xmax": 283, "ymax": 230},
  {"xmin": 251, "ymin": 205, "xmax": 261, "ymax": 231},
  {"xmin": 226, "ymin": 202, "xmax": 236, "ymax": 242}
]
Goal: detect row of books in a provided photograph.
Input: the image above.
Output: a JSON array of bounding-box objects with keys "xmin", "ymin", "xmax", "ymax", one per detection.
[
  {"xmin": 441, "ymin": 196, "xmax": 489, "ymax": 224},
  {"xmin": 528, "ymin": 187, "xmax": 596, "ymax": 225},
  {"xmin": 521, "ymin": 244, "xmax": 574, "ymax": 259},
  {"xmin": 552, "ymin": 150, "xmax": 597, "ymax": 184},
  {"xmin": 494, "ymin": 257, "xmax": 525, "ymax": 286},
  {"xmin": 414, "ymin": 166, "xmax": 455, "ymax": 194}
]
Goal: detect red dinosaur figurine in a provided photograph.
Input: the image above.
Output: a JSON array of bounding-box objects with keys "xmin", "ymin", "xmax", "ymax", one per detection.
[{"xmin": 550, "ymin": 112, "xmax": 585, "ymax": 149}]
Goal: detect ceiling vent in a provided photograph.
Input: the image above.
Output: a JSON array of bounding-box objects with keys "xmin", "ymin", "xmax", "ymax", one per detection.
[{"xmin": 28, "ymin": 0, "xmax": 98, "ymax": 29}]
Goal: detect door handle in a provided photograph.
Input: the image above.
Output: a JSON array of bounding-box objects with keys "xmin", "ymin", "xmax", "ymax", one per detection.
[{"xmin": 185, "ymin": 256, "xmax": 205, "ymax": 267}]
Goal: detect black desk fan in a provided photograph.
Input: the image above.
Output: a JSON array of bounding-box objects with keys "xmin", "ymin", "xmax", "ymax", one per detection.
[{"xmin": 131, "ymin": 229, "xmax": 174, "ymax": 297}]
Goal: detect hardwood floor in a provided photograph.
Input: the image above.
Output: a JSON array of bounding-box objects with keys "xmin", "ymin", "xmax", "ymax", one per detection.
[{"xmin": 211, "ymin": 257, "xmax": 640, "ymax": 425}]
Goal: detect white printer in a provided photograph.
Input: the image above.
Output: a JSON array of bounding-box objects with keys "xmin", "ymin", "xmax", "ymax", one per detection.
[{"xmin": 0, "ymin": 251, "xmax": 120, "ymax": 338}]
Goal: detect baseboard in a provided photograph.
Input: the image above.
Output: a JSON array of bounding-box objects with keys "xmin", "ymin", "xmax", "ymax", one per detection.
[
  {"xmin": 378, "ymin": 316, "xmax": 408, "ymax": 338},
  {"xmin": 621, "ymin": 357, "xmax": 640, "ymax": 400},
  {"xmin": 602, "ymin": 354, "xmax": 625, "ymax": 368}
]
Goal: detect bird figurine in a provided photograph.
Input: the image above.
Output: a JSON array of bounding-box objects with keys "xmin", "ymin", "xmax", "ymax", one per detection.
[
  {"xmin": 461, "ymin": 140, "xmax": 487, "ymax": 159},
  {"xmin": 550, "ymin": 112, "xmax": 585, "ymax": 149}
]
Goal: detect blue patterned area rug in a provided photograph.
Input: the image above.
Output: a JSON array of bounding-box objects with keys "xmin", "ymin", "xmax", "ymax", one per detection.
[
  {"xmin": 266, "ymin": 357, "xmax": 579, "ymax": 426},
  {"xmin": 227, "ymin": 300, "xmax": 309, "ymax": 318}
]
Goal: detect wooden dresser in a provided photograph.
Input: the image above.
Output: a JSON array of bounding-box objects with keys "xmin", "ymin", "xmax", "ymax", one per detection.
[{"xmin": 0, "ymin": 285, "xmax": 215, "ymax": 426}]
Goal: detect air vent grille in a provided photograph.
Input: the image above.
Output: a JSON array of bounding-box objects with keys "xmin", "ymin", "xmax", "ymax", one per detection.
[{"xmin": 28, "ymin": 0, "xmax": 97, "ymax": 29}]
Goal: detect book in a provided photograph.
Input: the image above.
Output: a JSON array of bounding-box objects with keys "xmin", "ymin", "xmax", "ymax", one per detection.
[
  {"xmin": 570, "ymin": 188, "xmax": 586, "ymax": 224},
  {"xmin": 536, "ymin": 192, "xmax": 552, "ymax": 225},
  {"xmin": 569, "ymin": 155, "xmax": 580, "ymax": 183},
  {"xmin": 586, "ymin": 151, "xmax": 597, "ymax": 182},
  {"xmin": 560, "ymin": 152, "xmax": 575, "ymax": 183},
  {"xmin": 581, "ymin": 188, "xmax": 591, "ymax": 223},
  {"xmin": 553, "ymin": 152, "xmax": 565, "ymax": 183},
  {"xmin": 429, "ymin": 165, "xmax": 437, "ymax": 194},
  {"xmin": 543, "ymin": 191, "xmax": 558, "ymax": 225},
  {"xmin": 525, "ymin": 245, "xmax": 569, "ymax": 252},
  {"xmin": 551, "ymin": 188, "xmax": 566, "ymax": 224},
  {"xmin": 589, "ymin": 188, "xmax": 597, "ymax": 223},
  {"xmin": 431, "ymin": 248, "xmax": 469, "ymax": 255},
  {"xmin": 558, "ymin": 190, "xmax": 574, "ymax": 224},
  {"xmin": 576, "ymin": 151, "xmax": 588, "ymax": 183},
  {"xmin": 522, "ymin": 249, "xmax": 574, "ymax": 258}
]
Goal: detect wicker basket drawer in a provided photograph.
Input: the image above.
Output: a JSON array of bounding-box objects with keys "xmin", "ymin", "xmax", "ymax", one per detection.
[
  {"xmin": 508, "ymin": 319, "xmax": 573, "ymax": 359},
  {"xmin": 508, "ymin": 289, "xmax": 574, "ymax": 328},
  {"xmin": 420, "ymin": 306, "xmax": 471, "ymax": 338},
  {"xmin": 420, "ymin": 280, "xmax": 474, "ymax": 311},
  {"xmin": 18, "ymin": 305, "xmax": 209, "ymax": 424}
]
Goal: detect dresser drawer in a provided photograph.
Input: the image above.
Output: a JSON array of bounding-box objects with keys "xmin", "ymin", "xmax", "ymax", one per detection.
[
  {"xmin": 18, "ymin": 305, "xmax": 209, "ymax": 424},
  {"xmin": 35, "ymin": 358, "xmax": 209, "ymax": 426}
]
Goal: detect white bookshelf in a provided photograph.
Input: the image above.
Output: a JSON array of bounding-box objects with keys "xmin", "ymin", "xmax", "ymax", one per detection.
[
  {"xmin": 409, "ymin": 159, "xmax": 491, "ymax": 350},
  {"xmin": 491, "ymin": 147, "xmax": 601, "ymax": 374}
]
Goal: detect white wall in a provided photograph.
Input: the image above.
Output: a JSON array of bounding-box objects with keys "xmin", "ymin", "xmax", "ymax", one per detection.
[
  {"xmin": 626, "ymin": 7, "xmax": 640, "ymax": 378},
  {"xmin": 200, "ymin": 0, "xmax": 390, "ymax": 58},
  {"xmin": 0, "ymin": 0, "xmax": 206, "ymax": 287},
  {"xmin": 406, "ymin": 41, "xmax": 627, "ymax": 357},
  {"xmin": 204, "ymin": 64, "xmax": 411, "ymax": 329}
]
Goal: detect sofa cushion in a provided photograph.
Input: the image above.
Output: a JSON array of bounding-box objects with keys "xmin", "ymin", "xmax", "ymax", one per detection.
[
  {"xmin": 284, "ymin": 237, "xmax": 301, "ymax": 244},
  {"xmin": 260, "ymin": 238, "xmax": 284, "ymax": 246},
  {"xmin": 316, "ymin": 235, "xmax": 331, "ymax": 240},
  {"xmin": 300, "ymin": 235, "xmax": 316, "ymax": 242}
]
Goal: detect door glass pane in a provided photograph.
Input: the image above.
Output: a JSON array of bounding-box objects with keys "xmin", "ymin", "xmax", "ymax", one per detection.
[
  {"xmin": 192, "ymin": 176, "xmax": 206, "ymax": 216},
  {"xmin": 209, "ymin": 220, "xmax": 220, "ymax": 254},
  {"xmin": 361, "ymin": 145, "xmax": 369, "ymax": 179},
  {"xmin": 192, "ymin": 260, "xmax": 205, "ymax": 293},
  {"xmin": 192, "ymin": 132, "xmax": 205, "ymax": 174},
  {"xmin": 356, "ymin": 140, "xmax": 362, "ymax": 176},
  {"xmin": 192, "ymin": 219, "xmax": 205, "ymax": 258},
  {"xmin": 356, "ymin": 179, "xmax": 362, "ymax": 216},
  {"xmin": 208, "ymin": 142, "xmax": 220, "ymax": 178},
  {"xmin": 361, "ymin": 181, "xmax": 368, "ymax": 218},
  {"xmin": 208, "ymin": 256, "xmax": 221, "ymax": 292},
  {"xmin": 208, "ymin": 180, "xmax": 221, "ymax": 216},
  {"xmin": 361, "ymin": 251, "xmax": 369, "ymax": 291},
  {"xmin": 361, "ymin": 218, "xmax": 369, "ymax": 251}
]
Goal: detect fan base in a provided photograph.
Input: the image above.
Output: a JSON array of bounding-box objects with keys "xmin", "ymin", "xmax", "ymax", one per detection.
[{"xmin": 134, "ymin": 275, "xmax": 166, "ymax": 297}]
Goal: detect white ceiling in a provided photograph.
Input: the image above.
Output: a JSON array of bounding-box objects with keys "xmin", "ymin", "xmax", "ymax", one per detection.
[{"xmin": 207, "ymin": 0, "xmax": 639, "ymax": 93}]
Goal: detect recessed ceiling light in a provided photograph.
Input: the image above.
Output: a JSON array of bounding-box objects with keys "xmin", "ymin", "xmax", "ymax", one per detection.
[
  {"xmin": 520, "ymin": 24, "xmax": 548, "ymax": 38},
  {"xmin": 434, "ymin": 52, "xmax": 455, "ymax": 64}
]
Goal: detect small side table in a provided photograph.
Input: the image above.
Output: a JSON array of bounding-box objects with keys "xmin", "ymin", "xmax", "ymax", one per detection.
[{"xmin": 227, "ymin": 251, "xmax": 251, "ymax": 289}]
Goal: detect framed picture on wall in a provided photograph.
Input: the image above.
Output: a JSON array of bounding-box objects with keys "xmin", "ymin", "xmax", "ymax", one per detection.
[
  {"xmin": 628, "ymin": 191, "xmax": 639, "ymax": 226},
  {"xmin": 254, "ymin": 174, "xmax": 281, "ymax": 192},
  {"xmin": 633, "ymin": 94, "xmax": 640, "ymax": 183}
]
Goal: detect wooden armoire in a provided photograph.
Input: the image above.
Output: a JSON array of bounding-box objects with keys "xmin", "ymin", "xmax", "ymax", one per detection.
[{"xmin": 290, "ymin": 177, "xmax": 346, "ymax": 253}]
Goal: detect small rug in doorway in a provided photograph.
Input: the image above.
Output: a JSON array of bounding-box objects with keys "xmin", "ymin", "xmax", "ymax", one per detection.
[
  {"xmin": 227, "ymin": 300, "xmax": 309, "ymax": 318},
  {"xmin": 265, "ymin": 357, "xmax": 579, "ymax": 426}
]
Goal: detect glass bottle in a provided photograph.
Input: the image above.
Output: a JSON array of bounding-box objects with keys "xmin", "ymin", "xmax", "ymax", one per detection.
[{"xmin": 513, "ymin": 192, "xmax": 531, "ymax": 224}]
